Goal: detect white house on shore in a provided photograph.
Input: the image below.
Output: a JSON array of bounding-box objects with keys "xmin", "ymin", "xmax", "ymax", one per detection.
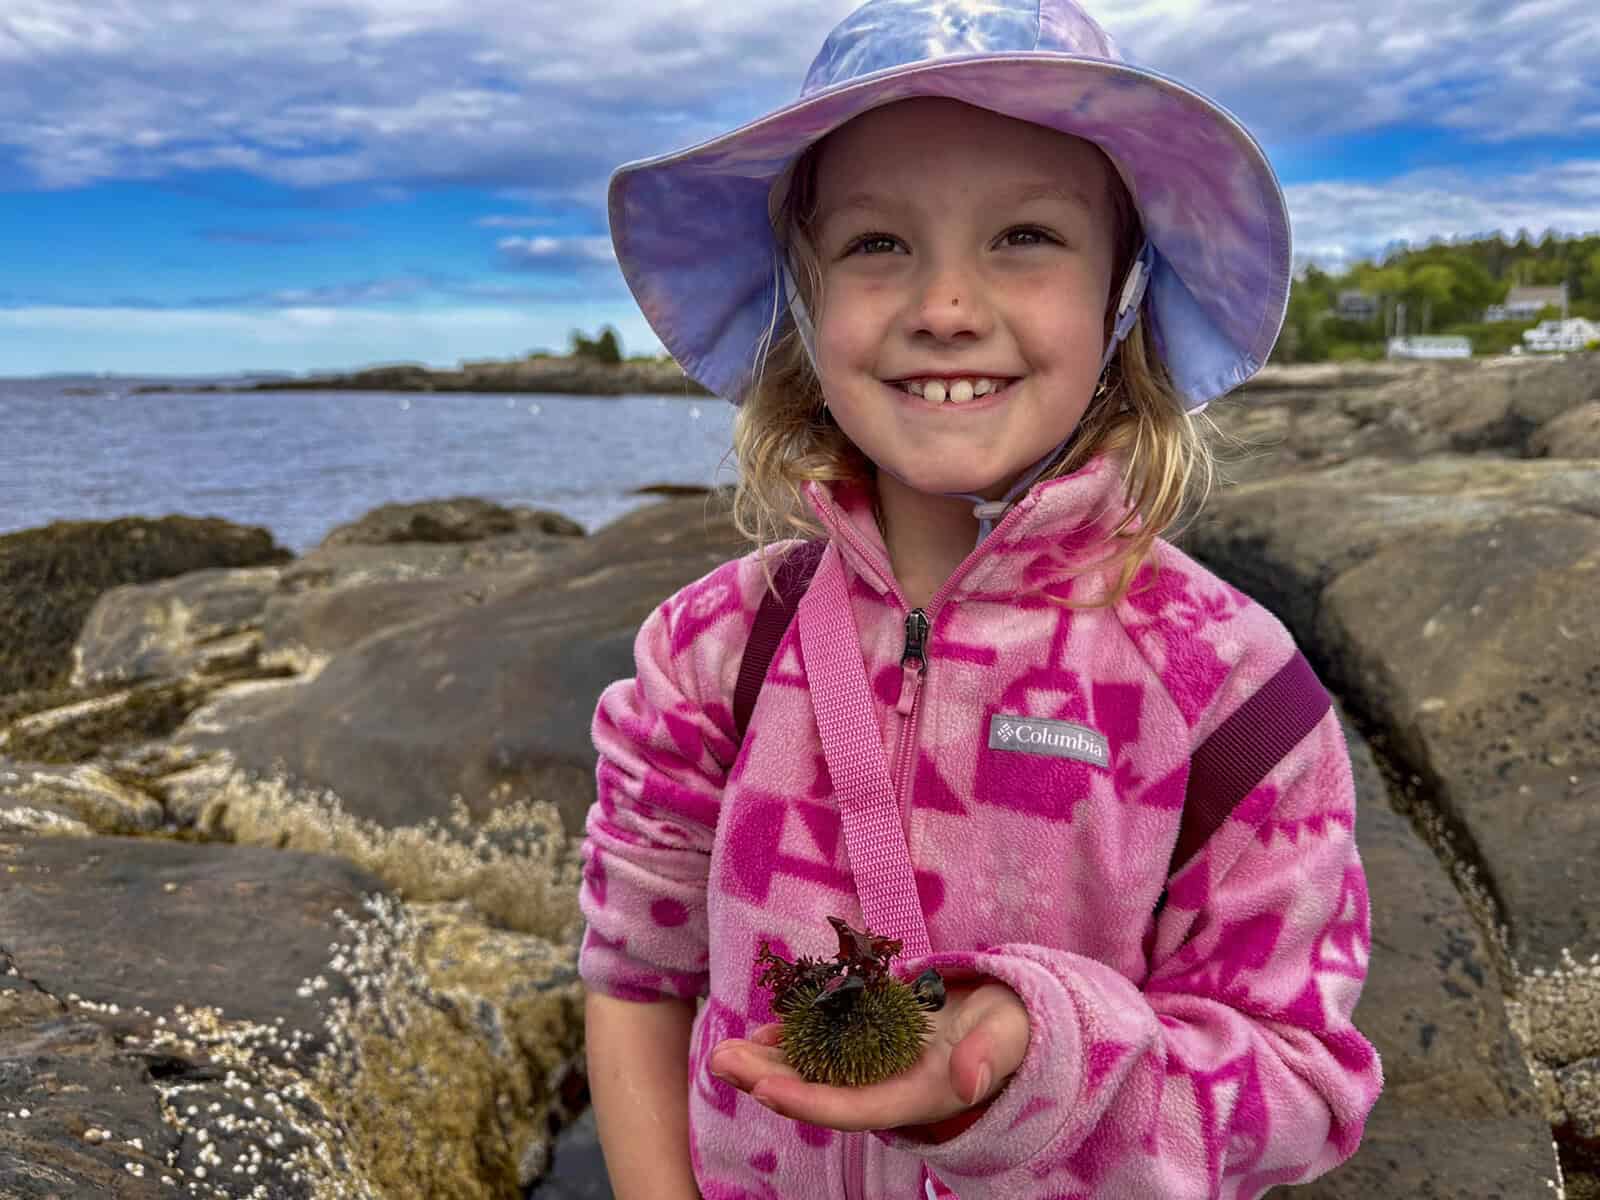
[
  {"xmin": 1485, "ymin": 284, "xmax": 1569, "ymax": 322},
  {"xmin": 1387, "ymin": 335, "xmax": 1472, "ymax": 360},
  {"xmin": 1521, "ymin": 318, "xmax": 1600, "ymax": 352}
]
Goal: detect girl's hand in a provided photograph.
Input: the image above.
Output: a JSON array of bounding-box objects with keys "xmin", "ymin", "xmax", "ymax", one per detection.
[{"xmin": 707, "ymin": 978, "xmax": 1029, "ymax": 1135}]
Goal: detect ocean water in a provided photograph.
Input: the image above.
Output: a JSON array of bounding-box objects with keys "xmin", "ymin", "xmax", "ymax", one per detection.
[{"xmin": 0, "ymin": 378, "xmax": 739, "ymax": 553}]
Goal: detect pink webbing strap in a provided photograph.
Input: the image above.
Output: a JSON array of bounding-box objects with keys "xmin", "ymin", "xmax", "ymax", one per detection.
[{"xmin": 796, "ymin": 546, "xmax": 932, "ymax": 958}]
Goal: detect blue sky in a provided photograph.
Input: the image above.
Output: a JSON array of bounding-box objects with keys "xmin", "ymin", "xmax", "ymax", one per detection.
[{"xmin": 1, "ymin": 0, "xmax": 1597, "ymax": 376}]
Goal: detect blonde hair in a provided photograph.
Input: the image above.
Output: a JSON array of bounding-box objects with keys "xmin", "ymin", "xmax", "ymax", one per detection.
[{"xmin": 731, "ymin": 131, "xmax": 1217, "ymax": 607}]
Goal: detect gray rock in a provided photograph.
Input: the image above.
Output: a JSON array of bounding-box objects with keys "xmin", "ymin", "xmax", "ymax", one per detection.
[
  {"xmin": 0, "ymin": 986, "xmax": 182, "ymax": 1198},
  {"xmin": 67, "ymin": 505, "xmax": 593, "ymax": 695},
  {"xmin": 1207, "ymin": 354, "xmax": 1600, "ymax": 485},
  {"xmin": 71, "ymin": 566, "xmax": 281, "ymax": 687},
  {"xmin": 318, "ymin": 497, "xmax": 585, "ymax": 547},
  {"xmin": 0, "ymin": 759, "xmax": 163, "ymax": 834},
  {"xmin": 1182, "ymin": 456, "xmax": 1600, "ymax": 971},
  {"xmin": 260, "ymin": 560, "xmax": 552, "ymax": 667},
  {"xmin": 532, "ymin": 1106, "xmax": 612, "ymax": 1198},
  {"xmin": 1559, "ymin": 1057, "xmax": 1600, "ymax": 1147},
  {"xmin": 1343, "ymin": 714, "xmax": 1541, "ymax": 1121},
  {"xmin": 1290, "ymin": 1110, "xmax": 1562, "ymax": 1198},
  {"xmin": 178, "ymin": 495, "xmax": 750, "ymax": 836},
  {"xmin": 1531, "ymin": 402, "xmax": 1600, "ymax": 459},
  {"xmin": 0, "ymin": 836, "xmax": 388, "ymax": 1198},
  {"xmin": 0, "ymin": 835, "xmax": 381, "ymax": 1035}
]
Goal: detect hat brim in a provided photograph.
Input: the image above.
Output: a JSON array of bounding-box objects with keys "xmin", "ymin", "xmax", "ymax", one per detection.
[{"xmin": 609, "ymin": 53, "xmax": 1291, "ymax": 409}]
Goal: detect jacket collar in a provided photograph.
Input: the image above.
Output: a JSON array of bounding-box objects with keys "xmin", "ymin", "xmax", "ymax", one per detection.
[{"xmin": 803, "ymin": 453, "xmax": 1135, "ymax": 612}]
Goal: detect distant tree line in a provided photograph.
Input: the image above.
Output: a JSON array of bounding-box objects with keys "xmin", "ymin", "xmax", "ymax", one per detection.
[
  {"xmin": 1273, "ymin": 230, "xmax": 1600, "ymax": 362},
  {"xmin": 523, "ymin": 326, "xmax": 676, "ymax": 366}
]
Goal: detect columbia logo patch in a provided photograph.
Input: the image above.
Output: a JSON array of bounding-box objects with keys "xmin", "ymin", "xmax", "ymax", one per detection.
[{"xmin": 988, "ymin": 715, "xmax": 1109, "ymax": 767}]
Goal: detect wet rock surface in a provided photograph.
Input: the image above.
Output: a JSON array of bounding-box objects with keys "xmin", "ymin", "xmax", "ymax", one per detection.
[
  {"xmin": 1, "ymin": 836, "xmax": 379, "ymax": 1033},
  {"xmin": 0, "ymin": 981, "xmax": 182, "ymax": 1198},
  {"xmin": 1291, "ymin": 1115, "xmax": 1565, "ymax": 1198},
  {"xmin": 1344, "ymin": 716, "xmax": 1540, "ymax": 1122}
]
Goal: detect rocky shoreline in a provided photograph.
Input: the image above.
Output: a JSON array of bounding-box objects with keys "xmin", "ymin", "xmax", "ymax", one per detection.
[
  {"xmin": 131, "ymin": 355, "xmax": 712, "ymax": 398},
  {"xmin": 2, "ymin": 352, "xmax": 1597, "ymax": 1197}
]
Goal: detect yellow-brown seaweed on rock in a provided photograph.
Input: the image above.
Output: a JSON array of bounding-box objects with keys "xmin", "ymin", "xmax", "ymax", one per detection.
[{"xmin": 756, "ymin": 917, "xmax": 942, "ymax": 1088}]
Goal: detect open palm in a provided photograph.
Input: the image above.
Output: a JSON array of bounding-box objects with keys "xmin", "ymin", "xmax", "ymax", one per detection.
[{"xmin": 708, "ymin": 979, "xmax": 1029, "ymax": 1134}]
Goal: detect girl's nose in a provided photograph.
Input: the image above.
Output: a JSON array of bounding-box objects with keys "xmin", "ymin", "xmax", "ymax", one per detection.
[{"xmin": 910, "ymin": 260, "xmax": 992, "ymax": 342}]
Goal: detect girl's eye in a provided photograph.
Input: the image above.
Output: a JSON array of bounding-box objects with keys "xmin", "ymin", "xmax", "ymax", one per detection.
[
  {"xmin": 1000, "ymin": 226, "xmax": 1057, "ymax": 248},
  {"xmin": 844, "ymin": 233, "xmax": 902, "ymax": 256}
]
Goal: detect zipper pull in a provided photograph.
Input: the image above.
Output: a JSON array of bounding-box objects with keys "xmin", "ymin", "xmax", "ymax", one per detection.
[{"xmin": 896, "ymin": 608, "xmax": 929, "ymax": 715}]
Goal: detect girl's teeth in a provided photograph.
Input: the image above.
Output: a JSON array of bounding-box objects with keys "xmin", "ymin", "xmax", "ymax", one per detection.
[{"xmin": 896, "ymin": 377, "xmax": 1005, "ymax": 402}]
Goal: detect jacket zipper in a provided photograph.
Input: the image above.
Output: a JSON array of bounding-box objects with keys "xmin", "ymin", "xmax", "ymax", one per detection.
[
  {"xmin": 890, "ymin": 606, "xmax": 930, "ymax": 808},
  {"xmin": 845, "ymin": 1130, "xmax": 866, "ymax": 1200}
]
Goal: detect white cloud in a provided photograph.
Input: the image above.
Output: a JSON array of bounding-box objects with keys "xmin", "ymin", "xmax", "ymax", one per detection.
[
  {"xmin": 495, "ymin": 235, "xmax": 616, "ymax": 270},
  {"xmin": 476, "ymin": 214, "xmax": 558, "ymax": 228},
  {"xmin": 0, "ymin": 301, "xmax": 664, "ymax": 374},
  {"xmin": 1287, "ymin": 159, "xmax": 1600, "ymax": 270},
  {"xmin": 0, "ymin": 0, "xmax": 849, "ymax": 193},
  {"xmin": 2, "ymin": 0, "xmax": 1592, "ymax": 204},
  {"xmin": 1101, "ymin": 0, "xmax": 1598, "ymax": 142}
]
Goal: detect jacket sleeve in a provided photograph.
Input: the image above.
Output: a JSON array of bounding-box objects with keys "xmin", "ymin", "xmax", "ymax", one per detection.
[
  {"xmin": 578, "ymin": 557, "xmax": 752, "ymax": 1004},
  {"xmin": 885, "ymin": 703, "xmax": 1384, "ymax": 1198}
]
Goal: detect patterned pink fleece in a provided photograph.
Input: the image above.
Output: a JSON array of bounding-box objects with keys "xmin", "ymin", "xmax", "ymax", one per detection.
[{"xmin": 579, "ymin": 453, "xmax": 1383, "ymax": 1199}]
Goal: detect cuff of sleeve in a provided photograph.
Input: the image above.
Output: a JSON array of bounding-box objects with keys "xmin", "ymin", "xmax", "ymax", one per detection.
[
  {"xmin": 879, "ymin": 949, "xmax": 1082, "ymax": 1176},
  {"xmin": 579, "ymin": 926, "xmax": 707, "ymax": 1003}
]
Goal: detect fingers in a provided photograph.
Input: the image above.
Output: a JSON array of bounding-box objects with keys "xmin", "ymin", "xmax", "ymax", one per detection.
[
  {"xmin": 708, "ymin": 1037, "xmax": 791, "ymax": 1090},
  {"xmin": 750, "ymin": 1061, "xmax": 940, "ymax": 1132},
  {"xmin": 948, "ymin": 1027, "xmax": 995, "ymax": 1106},
  {"xmin": 946, "ymin": 983, "xmax": 1030, "ymax": 1106}
]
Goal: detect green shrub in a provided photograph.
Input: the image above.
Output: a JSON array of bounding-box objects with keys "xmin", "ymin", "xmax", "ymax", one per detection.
[
  {"xmin": 1328, "ymin": 341, "xmax": 1385, "ymax": 362},
  {"xmin": 569, "ymin": 326, "xmax": 623, "ymax": 365}
]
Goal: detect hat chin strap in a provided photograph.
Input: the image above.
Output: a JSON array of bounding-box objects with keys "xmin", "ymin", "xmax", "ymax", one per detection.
[{"xmin": 780, "ymin": 239, "xmax": 1154, "ymax": 548}]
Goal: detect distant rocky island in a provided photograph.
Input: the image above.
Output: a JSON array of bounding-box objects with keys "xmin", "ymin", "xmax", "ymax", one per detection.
[{"xmin": 132, "ymin": 353, "xmax": 712, "ymax": 397}]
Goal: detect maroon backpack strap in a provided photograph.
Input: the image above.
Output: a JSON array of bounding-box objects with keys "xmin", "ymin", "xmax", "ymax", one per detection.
[
  {"xmin": 1157, "ymin": 650, "xmax": 1332, "ymax": 912},
  {"xmin": 732, "ymin": 539, "xmax": 826, "ymax": 743}
]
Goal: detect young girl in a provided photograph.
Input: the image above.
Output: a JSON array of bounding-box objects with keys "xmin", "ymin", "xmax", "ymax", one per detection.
[{"xmin": 579, "ymin": 1, "xmax": 1383, "ymax": 1196}]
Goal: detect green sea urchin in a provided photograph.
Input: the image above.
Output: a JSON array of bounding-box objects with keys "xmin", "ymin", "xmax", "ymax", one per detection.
[{"xmin": 756, "ymin": 917, "xmax": 944, "ymax": 1087}]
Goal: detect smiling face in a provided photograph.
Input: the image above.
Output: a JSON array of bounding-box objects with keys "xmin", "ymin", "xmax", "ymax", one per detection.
[{"xmin": 808, "ymin": 98, "xmax": 1123, "ymax": 503}]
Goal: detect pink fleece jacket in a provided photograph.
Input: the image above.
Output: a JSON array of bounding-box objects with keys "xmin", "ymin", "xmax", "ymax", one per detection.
[{"xmin": 579, "ymin": 453, "xmax": 1382, "ymax": 1199}]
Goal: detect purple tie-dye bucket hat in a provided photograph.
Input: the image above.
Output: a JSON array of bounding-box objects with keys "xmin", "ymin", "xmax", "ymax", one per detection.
[{"xmin": 608, "ymin": 0, "xmax": 1291, "ymax": 412}]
